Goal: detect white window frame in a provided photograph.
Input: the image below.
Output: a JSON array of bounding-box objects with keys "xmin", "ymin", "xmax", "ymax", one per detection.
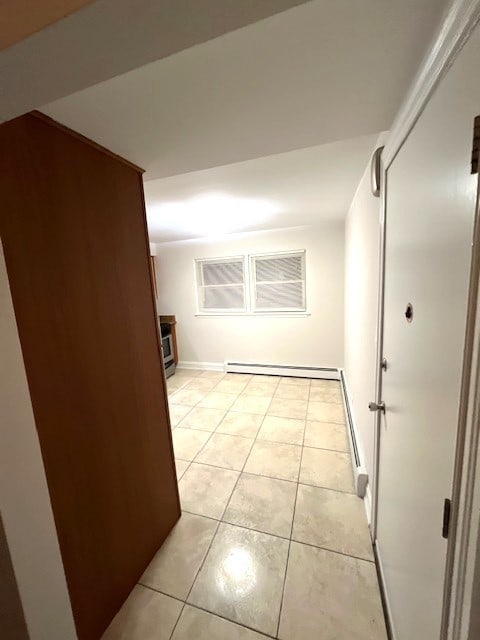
[
  {"xmin": 195, "ymin": 255, "xmax": 247, "ymax": 314},
  {"xmin": 249, "ymin": 250, "xmax": 306, "ymax": 313},
  {"xmin": 194, "ymin": 250, "xmax": 307, "ymax": 316}
]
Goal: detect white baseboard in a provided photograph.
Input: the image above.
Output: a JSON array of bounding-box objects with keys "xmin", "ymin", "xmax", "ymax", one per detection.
[
  {"xmin": 224, "ymin": 362, "xmax": 340, "ymax": 380},
  {"xmin": 340, "ymin": 370, "xmax": 369, "ymax": 499},
  {"xmin": 364, "ymin": 485, "xmax": 372, "ymax": 527},
  {"xmin": 177, "ymin": 361, "xmax": 225, "ymax": 372}
]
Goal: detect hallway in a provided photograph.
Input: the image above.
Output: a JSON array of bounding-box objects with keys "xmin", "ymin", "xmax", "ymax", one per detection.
[{"xmin": 103, "ymin": 370, "xmax": 387, "ymax": 639}]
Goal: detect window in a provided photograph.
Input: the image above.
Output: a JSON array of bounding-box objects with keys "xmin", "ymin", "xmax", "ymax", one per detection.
[
  {"xmin": 250, "ymin": 251, "xmax": 306, "ymax": 312},
  {"xmin": 195, "ymin": 256, "xmax": 246, "ymax": 312},
  {"xmin": 195, "ymin": 250, "xmax": 306, "ymax": 314}
]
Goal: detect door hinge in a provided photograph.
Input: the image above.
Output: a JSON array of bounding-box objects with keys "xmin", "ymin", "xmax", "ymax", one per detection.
[
  {"xmin": 471, "ymin": 115, "xmax": 480, "ymax": 174},
  {"xmin": 442, "ymin": 498, "xmax": 452, "ymax": 539}
]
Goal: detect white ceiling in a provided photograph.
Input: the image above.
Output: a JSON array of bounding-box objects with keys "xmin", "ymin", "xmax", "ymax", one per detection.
[
  {"xmin": 146, "ymin": 133, "xmax": 380, "ymax": 242},
  {"xmin": 41, "ymin": 0, "xmax": 445, "ymax": 180},
  {"xmin": 0, "ymin": 0, "xmax": 308, "ymax": 121},
  {"xmin": 33, "ymin": 0, "xmax": 445, "ymax": 243}
]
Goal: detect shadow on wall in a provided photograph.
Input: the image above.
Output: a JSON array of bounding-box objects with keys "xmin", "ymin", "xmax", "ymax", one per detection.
[{"xmin": 0, "ymin": 513, "xmax": 29, "ymax": 640}]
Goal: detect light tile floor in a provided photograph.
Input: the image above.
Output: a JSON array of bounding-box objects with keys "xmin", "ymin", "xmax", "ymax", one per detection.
[{"xmin": 103, "ymin": 370, "xmax": 388, "ymax": 640}]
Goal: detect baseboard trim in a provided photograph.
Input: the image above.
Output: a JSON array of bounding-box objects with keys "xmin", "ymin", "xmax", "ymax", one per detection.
[
  {"xmin": 340, "ymin": 370, "xmax": 369, "ymax": 499},
  {"xmin": 177, "ymin": 361, "xmax": 224, "ymax": 372},
  {"xmin": 364, "ymin": 485, "xmax": 373, "ymax": 527},
  {"xmin": 224, "ymin": 362, "xmax": 340, "ymax": 380}
]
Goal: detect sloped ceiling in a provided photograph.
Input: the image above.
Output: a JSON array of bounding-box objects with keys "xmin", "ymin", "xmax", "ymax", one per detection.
[
  {"xmin": 146, "ymin": 134, "xmax": 380, "ymax": 242},
  {"xmin": 41, "ymin": 0, "xmax": 445, "ymax": 179},
  {"xmin": 5, "ymin": 0, "xmax": 446, "ymax": 242},
  {"xmin": 0, "ymin": 0, "xmax": 310, "ymax": 121},
  {"xmin": 0, "ymin": 0, "xmax": 96, "ymax": 50}
]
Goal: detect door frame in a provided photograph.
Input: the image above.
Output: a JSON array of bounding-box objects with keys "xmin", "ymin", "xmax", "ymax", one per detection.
[
  {"xmin": 369, "ymin": 1, "xmax": 480, "ymax": 638},
  {"xmin": 446, "ymin": 174, "xmax": 480, "ymax": 639}
]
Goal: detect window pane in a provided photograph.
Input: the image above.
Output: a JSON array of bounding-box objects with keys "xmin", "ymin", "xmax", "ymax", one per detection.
[
  {"xmin": 202, "ymin": 260, "xmax": 244, "ymax": 285},
  {"xmin": 203, "ymin": 285, "xmax": 245, "ymax": 310},
  {"xmin": 255, "ymin": 282, "xmax": 304, "ymax": 309},
  {"xmin": 255, "ymin": 255, "xmax": 303, "ymax": 282}
]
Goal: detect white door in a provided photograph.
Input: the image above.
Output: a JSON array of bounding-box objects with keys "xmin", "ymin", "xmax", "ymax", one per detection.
[{"xmin": 376, "ymin": 27, "xmax": 480, "ymax": 640}]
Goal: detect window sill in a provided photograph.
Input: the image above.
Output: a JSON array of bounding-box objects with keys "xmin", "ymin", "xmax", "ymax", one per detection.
[{"xmin": 194, "ymin": 312, "xmax": 311, "ymax": 318}]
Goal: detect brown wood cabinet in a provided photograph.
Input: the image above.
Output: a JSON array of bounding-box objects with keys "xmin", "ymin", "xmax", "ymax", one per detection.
[{"xmin": 0, "ymin": 113, "xmax": 180, "ymax": 640}]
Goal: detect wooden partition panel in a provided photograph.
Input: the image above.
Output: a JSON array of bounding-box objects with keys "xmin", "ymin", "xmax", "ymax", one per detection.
[{"xmin": 0, "ymin": 113, "xmax": 180, "ymax": 639}]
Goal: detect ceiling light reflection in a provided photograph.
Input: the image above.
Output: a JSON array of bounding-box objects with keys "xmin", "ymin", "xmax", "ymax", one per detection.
[
  {"xmin": 148, "ymin": 192, "xmax": 279, "ymax": 237},
  {"xmin": 215, "ymin": 546, "xmax": 256, "ymax": 599}
]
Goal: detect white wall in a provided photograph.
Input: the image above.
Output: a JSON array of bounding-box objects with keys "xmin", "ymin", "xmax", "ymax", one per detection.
[
  {"xmin": 155, "ymin": 224, "xmax": 345, "ymax": 368},
  {"xmin": 0, "ymin": 241, "xmax": 77, "ymax": 640},
  {"xmin": 343, "ymin": 140, "xmax": 384, "ymax": 487}
]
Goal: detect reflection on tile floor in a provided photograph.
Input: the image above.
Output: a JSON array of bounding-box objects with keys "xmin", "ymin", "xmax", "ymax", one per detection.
[{"xmin": 103, "ymin": 370, "xmax": 387, "ymax": 640}]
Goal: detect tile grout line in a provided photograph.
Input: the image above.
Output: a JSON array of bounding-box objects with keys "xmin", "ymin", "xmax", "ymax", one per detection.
[
  {"xmin": 176, "ymin": 458, "xmax": 192, "ymax": 482},
  {"xmin": 166, "ymin": 515, "xmax": 222, "ymax": 640},
  {"xmin": 175, "ymin": 411, "xmax": 227, "ymax": 485},
  {"xmin": 289, "ymin": 537, "xmax": 375, "ymax": 565},
  {"xmin": 172, "ymin": 404, "xmax": 346, "ymax": 419},
  {"xmin": 210, "ymin": 375, "xmax": 283, "ymax": 636},
  {"xmin": 172, "ymin": 376, "xmax": 248, "ymax": 465},
  {"xmin": 169, "ymin": 377, "xmax": 214, "ymax": 519},
  {"xmin": 170, "ymin": 373, "xmax": 248, "ymax": 432},
  {"xmin": 274, "ymin": 379, "xmax": 310, "ymax": 638},
  {"xmin": 168, "ymin": 369, "xmax": 227, "ymax": 402},
  {"xmin": 168, "ymin": 377, "xmax": 270, "ymax": 639},
  {"xmin": 171, "ymin": 375, "xmax": 351, "ymax": 496},
  {"xmin": 137, "ymin": 582, "xmax": 184, "ymax": 605},
  {"xmin": 186, "ymin": 433, "xmax": 217, "ymax": 471},
  {"xmin": 169, "ymin": 403, "xmax": 196, "ymax": 426},
  {"xmin": 175, "ymin": 430, "xmax": 349, "ymax": 455},
  {"xmin": 144, "ymin": 579, "xmax": 278, "ymax": 640},
  {"xmin": 173, "ymin": 460, "xmax": 357, "ymax": 495},
  {"xmin": 158, "ymin": 369, "xmax": 221, "ymax": 639},
  {"xmin": 173, "ymin": 377, "xmax": 268, "ymax": 482},
  {"xmin": 141, "ymin": 484, "xmax": 374, "ymax": 640},
  {"xmin": 174, "ymin": 414, "xmax": 347, "ymax": 430},
  {"xmin": 164, "ymin": 369, "xmax": 227, "ymax": 639},
  {"xmin": 168, "ymin": 373, "xmax": 362, "ymax": 638},
  {"xmin": 177, "ymin": 428, "xmax": 214, "ymax": 468},
  {"xmin": 179, "ymin": 510, "xmax": 375, "ymax": 565},
  {"xmin": 217, "ymin": 385, "xmax": 275, "ymax": 521},
  {"xmin": 189, "ymin": 509, "xmax": 292, "ymax": 541},
  {"xmin": 181, "ymin": 601, "xmax": 278, "ymax": 640},
  {"xmin": 165, "ymin": 373, "xmax": 273, "ymax": 636},
  {"xmin": 169, "ymin": 425, "xmax": 256, "ymax": 637},
  {"xmin": 171, "ymin": 378, "xmax": 346, "ymax": 432},
  {"xmin": 189, "ymin": 408, "xmax": 230, "ymax": 464}
]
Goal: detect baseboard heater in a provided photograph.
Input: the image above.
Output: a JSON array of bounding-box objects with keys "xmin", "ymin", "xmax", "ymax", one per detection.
[
  {"xmin": 340, "ymin": 370, "xmax": 368, "ymax": 498},
  {"xmin": 224, "ymin": 361, "xmax": 367, "ymax": 498},
  {"xmin": 224, "ymin": 362, "xmax": 340, "ymax": 380}
]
